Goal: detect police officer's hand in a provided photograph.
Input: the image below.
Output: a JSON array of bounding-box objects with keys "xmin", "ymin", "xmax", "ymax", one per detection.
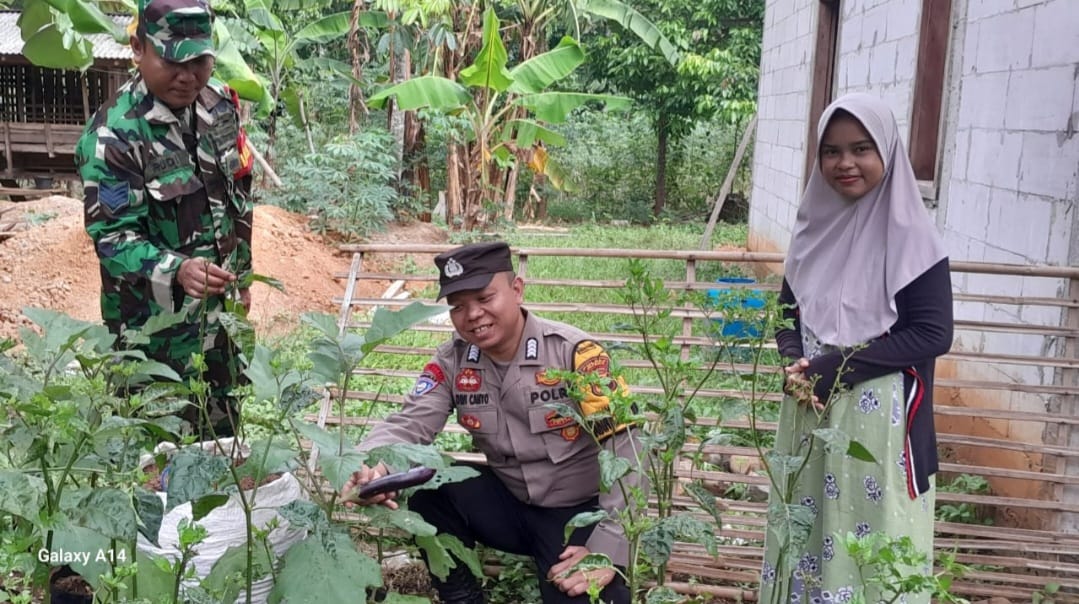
[
  {"xmin": 178, "ymin": 257, "xmax": 236, "ymax": 299},
  {"xmin": 548, "ymin": 545, "xmax": 615, "ymax": 597},
  {"xmin": 341, "ymin": 462, "xmax": 398, "ymax": 510}
]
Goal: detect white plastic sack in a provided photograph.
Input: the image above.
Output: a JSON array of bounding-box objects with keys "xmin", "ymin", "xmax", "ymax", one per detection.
[{"xmin": 137, "ymin": 440, "xmax": 308, "ymax": 603}]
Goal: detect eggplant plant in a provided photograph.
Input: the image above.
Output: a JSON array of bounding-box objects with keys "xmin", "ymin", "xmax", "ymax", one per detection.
[{"xmin": 0, "ymin": 308, "xmax": 185, "ymax": 603}]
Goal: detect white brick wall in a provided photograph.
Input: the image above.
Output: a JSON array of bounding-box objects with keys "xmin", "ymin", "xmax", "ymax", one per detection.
[
  {"xmin": 748, "ymin": 0, "xmax": 819, "ymax": 252},
  {"xmin": 752, "ymin": 0, "xmax": 1077, "ymax": 267}
]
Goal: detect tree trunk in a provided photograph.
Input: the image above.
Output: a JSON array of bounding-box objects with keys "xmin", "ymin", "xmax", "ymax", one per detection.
[
  {"xmin": 403, "ymin": 113, "xmax": 430, "ymax": 197},
  {"xmin": 446, "ymin": 143, "xmax": 465, "ymax": 228},
  {"xmin": 347, "ymin": 0, "xmax": 370, "ymax": 134},
  {"xmin": 502, "ymin": 162, "xmax": 518, "ymax": 222},
  {"xmin": 387, "ymin": 48, "xmax": 411, "ymax": 175},
  {"xmin": 654, "ymin": 112, "xmax": 669, "ymax": 218}
]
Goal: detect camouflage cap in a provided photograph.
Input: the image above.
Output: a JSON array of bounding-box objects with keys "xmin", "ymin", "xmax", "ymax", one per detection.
[{"xmin": 138, "ymin": 0, "xmax": 216, "ymax": 63}]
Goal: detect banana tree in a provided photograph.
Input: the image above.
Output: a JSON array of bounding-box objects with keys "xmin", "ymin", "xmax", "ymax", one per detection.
[
  {"xmin": 239, "ymin": 0, "xmax": 358, "ymax": 158},
  {"xmin": 368, "ymin": 7, "xmax": 630, "ymax": 229}
]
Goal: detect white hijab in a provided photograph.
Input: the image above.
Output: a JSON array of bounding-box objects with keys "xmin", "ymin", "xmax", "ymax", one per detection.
[{"xmin": 784, "ymin": 93, "xmax": 946, "ymax": 347}]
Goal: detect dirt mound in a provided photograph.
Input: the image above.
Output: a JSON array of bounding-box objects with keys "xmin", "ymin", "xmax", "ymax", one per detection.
[{"xmin": 0, "ymin": 196, "xmax": 435, "ymax": 342}]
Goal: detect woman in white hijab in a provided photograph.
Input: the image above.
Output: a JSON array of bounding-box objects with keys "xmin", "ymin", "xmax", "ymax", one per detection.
[{"xmin": 758, "ymin": 93, "xmax": 953, "ymax": 603}]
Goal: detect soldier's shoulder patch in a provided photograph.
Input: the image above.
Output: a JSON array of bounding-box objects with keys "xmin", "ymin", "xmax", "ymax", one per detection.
[{"xmin": 98, "ymin": 181, "xmax": 130, "ymax": 213}]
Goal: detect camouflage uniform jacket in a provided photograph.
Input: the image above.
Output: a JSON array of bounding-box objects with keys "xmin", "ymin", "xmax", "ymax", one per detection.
[
  {"xmin": 76, "ymin": 74, "xmax": 253, "ymax": 380},
  {"xmin": 360, "ymin": 311, "xmax": 645, "ymax": 566}
]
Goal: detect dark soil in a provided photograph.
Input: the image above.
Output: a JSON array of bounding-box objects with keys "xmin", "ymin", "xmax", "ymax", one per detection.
[
  {"xmin": 49, "ymin": 567, "xmax": 93, "ymax": 604},
  {"xmin": 143, "ymin": 456, "xmax": 283, "ymax": 493}
]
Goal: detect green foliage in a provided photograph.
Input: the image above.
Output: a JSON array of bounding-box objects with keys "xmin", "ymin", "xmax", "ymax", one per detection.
[
  {"xmin": 1033, "ymin": 582, "xmax": 1061, "ymax": 604},
  {"xmin": 842, "ymin": 531, "xmax": 970, "ymax": 604},
  {"xmin": 546, "ymin": 110, "xmax": 751, "ymax": 223},
  {"xmin": 582, "ymin": 0, "xmax": 764, "ymax": 134},
  {"xmin": 936, "ymin": 473, "xmax": 993, "ymax": 525},
  {"xmin": 547, "ymin": 110, "xmax": 656, "ymax": 223},
  {"xmin": 260, "ymin": 129, "xmax": 400, "ymax": 240}
]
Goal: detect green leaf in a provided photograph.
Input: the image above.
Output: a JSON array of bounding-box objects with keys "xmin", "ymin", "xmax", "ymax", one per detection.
[
  {"xmin": 645, "ymin": 586, "xmax": 682, "ymax": 604},
  {"xmin": 234, "ymin": 437, "xmax": 298, "ymax": 485},
  {"xmin": 415, "ymin": 533, "xmax": 482, "ymax": 582},
  {"xmin": 317, "ymin": 451, "xmax": 367, "ymax": 491},
  {"xmin": 509, "ymin": 119, "xmax": 566, "ymax": 148},
  {"xmin": 243, "ymin": 0, "xmax": 284, "ymax": 31},
  {"xmin": 767, "ymin": 501, "xmax": 815, "ymax": 572},
  {"xmin": 763, "ymin": 451, "xmax": 804, "ymax": 480},
  {"xmin": 41, "ymin": 0, "xmax": 123, "ymax": 37},
  {"xmin": 165, "ymin": 449, "xmax": 230, "ymax": 511},
  {"xmin": 362, "ymin": 302, "xmax": 449, "ymax": 354},
  {"xmin": 204, "ymin": 543, "xmax": 274, "ymax": 598},
  {"xmin": 508, "ymin": 37, "xmax": 585, "ymax": 95},
  {"xmin": 598, "ymin": 449, "xmax": 631, "ymax": 491},
  {"xmin": 191, "ymin": 493, "xmax": 230, "ymax": 521},
  {"xmin": 812, "ymin": 427, "xmax": 850, "ymax": 455},
  {"xmin": 71, "ymin": 488, "xmax": 137, "ymax": 542},
  {"xmin": 368, "ymin": 76, "xmax": 471, "ymax": 111},
  {"xmin": 134, "ymin": 550, "xmax": 178, "ymax": 599},
  {"xmin": 291, "ymin": 11, "xmax": 351, "ymax": 47},
  {"xmin": 458, "ymin": 8, "xmax": 513, "ymax": 92},
  {"xmin": 269, "ymin": 532, "xmax": 382, "ymax": 603},
  {"xmin": 293, "ymin": 421, "xmax": 344, "ymax": 456},
  {"xmin": 0, "ymin": 470, "xmax": 46, "ymax": 520},
  {"xmin": 846, "ymin": 440, "xmax": 877, "ymax": 463},
  {"xmin": 51, "ymin": 526, "xmax": 111, "ymax": 590},
  {"xmin": 134, "ymin": 486, "xmax": 164, "ymax": 547},
  {"xmin": 245, "ymin": 344, "xmax": 283, "ymax": 404},
  {"xmin": 683, "ymin": 481, "xmax": 723, "ymax": 525},
  {"xmin": 214, "ymin": 20, "xmax": 269, "ymax": 106},
  {"xmin": 515, "ymin": 92, "xmax": 632, "ymax": 124},
  {"xmin": 640, "ymin": 520, "xmax": 675, "ymax": 565},
  {"xmin": 578, "ymin": 0, "xmax": 680, "ymax": 65},
  {"xmin": 363, "ymin": 506, "xmax": 437, "ymax": 537},
  {"xmin": 18, "ymin": 7, "xmax": 94, "ymax": 70},
  {"xmin": 278, "ymin": 500, "xmax": 330, "ymax": 533},
  {"xmin": 563, "ymin": 510, "xmax": 607, "ymax": 544}
]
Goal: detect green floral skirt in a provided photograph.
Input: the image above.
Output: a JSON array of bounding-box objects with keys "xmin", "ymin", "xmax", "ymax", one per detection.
[{"xmin": 758, "ymin": 370, "xmax": 936, "ymax": 604}]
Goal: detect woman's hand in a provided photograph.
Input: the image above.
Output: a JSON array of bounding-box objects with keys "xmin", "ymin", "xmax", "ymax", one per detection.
[{"xmin": 784, "ymin": 357, "xmax": 823, "ymax": 411}]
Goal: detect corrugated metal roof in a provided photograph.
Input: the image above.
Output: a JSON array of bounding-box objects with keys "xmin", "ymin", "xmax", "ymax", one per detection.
[{"xmin": 0, "ymin": 11, "xmax": 133, "ymax": 60}]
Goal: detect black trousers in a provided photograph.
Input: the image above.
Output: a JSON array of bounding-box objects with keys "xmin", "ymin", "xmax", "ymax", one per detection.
[{"xmin": 408, "ymin": 464, "xmax": 631, "ymax": 604}]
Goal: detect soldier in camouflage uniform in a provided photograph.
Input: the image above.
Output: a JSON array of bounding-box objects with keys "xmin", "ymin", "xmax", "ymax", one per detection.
[{"xmin": 76, "ymin": 0, "xmax": 254, "ymax": 438}]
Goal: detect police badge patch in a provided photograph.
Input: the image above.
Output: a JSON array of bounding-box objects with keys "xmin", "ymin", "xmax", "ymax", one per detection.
[{"xmin": 412, "ymin": 362, "xmax": 445, "ymax": 396}]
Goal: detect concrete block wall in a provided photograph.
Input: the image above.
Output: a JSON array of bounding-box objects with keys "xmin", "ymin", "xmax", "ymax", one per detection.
[
  {"xmin": 747, "ymin": 0, "xmax": 818, "ymax": 254},
  {"xmin": 834, "ymin": 0, "xmax": 922, "ymax": 140}
]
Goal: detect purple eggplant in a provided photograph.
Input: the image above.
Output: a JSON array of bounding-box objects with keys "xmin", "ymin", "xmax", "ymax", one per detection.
[{"xmin": 357, "ymin": 466, "xmax": 437, "ymax": 499}]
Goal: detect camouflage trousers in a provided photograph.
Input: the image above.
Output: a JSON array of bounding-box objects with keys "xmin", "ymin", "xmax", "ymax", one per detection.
[{"xmin": 177, "ymin": 340, "xmax": 246, "ymax": 440}]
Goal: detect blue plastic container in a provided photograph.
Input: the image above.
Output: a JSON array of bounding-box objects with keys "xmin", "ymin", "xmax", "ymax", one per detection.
[{"xmin": 707, "ymin": 277, "xmax": 766, "ymax": 339}]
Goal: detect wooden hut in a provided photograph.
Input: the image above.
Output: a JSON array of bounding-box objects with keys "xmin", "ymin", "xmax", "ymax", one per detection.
[{"xmin": 0, "ymin": 11, "xmax": 132, "ymax": 184}]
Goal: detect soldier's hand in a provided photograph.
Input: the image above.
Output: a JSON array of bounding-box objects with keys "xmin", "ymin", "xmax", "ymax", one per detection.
[{"xmin": 178, "ymin": 258, "xmax": 236, "ymax": 298}]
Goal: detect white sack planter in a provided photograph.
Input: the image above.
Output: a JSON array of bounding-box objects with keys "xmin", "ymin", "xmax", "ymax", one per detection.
[{"xmin": 137, "ymin": 439, "xmax": 308, "ymax": 603}]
